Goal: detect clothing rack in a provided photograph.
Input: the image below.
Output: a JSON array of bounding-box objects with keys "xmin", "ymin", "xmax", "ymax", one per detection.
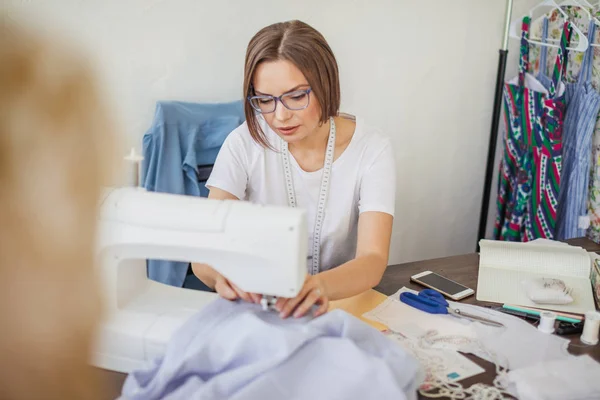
[{"xmin": 477, "ymin": 0, "xmax": 514, "ymax": 250}]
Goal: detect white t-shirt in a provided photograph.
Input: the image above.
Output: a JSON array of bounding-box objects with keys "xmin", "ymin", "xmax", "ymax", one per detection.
[{"xmin": 206, "ymin": 116, "xmax": 396, "ymax": 273}]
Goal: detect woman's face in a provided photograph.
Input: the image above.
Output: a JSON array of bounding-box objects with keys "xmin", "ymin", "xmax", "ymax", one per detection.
[{"xmin": 252, "ymin": 59, "xmax": 322, "ymax": 144}]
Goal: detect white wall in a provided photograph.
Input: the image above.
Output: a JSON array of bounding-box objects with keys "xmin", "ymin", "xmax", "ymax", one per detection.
[{"xmin": 4, "ymin": 0, "xmax": 541, "ymax": 265}]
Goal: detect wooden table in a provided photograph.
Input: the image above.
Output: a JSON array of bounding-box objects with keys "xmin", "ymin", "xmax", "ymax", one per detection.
[
  {"xmin": 98, "ymin": 238, "xmax": 600, "ymax": 399},
  {"xmin": 371, "ymin": 237, "xmax": 600, "ymax": 398}
]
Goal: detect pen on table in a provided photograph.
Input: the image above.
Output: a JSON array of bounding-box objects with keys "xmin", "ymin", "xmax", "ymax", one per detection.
[
  {"xmin": 489, "ymin": 306, "xmax": 540, "ymax": 322},
  {"xmin": 507, "ymin": 304, "xmax": 584, "ymax": 320},
  {"xmin": 488, "ymin": 306, "xmax": 585, "ymax": 336},
  {"xmin": 502, "ymin": 305, "xmax": 582, "ymax": 324}
]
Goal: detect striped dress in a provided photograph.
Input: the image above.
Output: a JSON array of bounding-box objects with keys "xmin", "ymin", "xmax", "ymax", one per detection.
[
  {"xmin": 555, "ymin": 21, "xmax": 600, "ymax": 240},
  {"xmin": 494, "ymin": 17, "xmax": 572, "ymax": 241}
]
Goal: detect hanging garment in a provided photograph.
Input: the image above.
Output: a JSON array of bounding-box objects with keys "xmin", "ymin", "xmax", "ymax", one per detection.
[
  {"xmin": 556, "ymin": 21, "xmax": 600, "ymax": 240},
  {"xmin": 494, "ymin": 17, "xmax": 572, "ymax": 241},
  {"xmin": 141, "ymin": 100, "xmax": 245, "ymax": 287},
  {"xmin": 529, "ymin": 7, "xmax": 600, "ymax": 91},
  {"xmin": 536, "ymin": 18, "xmax": 553, "ymax": 91},
  {"xmin": 119, "ymin": 299, "xmax": 423, "ymax": 400},
  {"xmin": 587, "ymin": 56, "xmax": 600, "ymax": 243},
  {"xmin": 522, "ymin": 8, "xmax": 600, "ymax": 244},
  {"xmin": 587, "ymin": 121, "xmax": 600, "ymax": 242}
]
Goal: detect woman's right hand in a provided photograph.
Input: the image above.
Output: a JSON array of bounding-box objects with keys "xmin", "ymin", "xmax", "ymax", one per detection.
[{"xmin": 214, "ymin": 273, "xmax": 261, "ymax": 304}]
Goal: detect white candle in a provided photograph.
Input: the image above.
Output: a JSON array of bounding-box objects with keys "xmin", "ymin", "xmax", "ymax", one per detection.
[
  {"xmin": 581, "ymin": 311, "xmax": 600, "ymax": 345},
  {"xmin": 124, "ymin": 147, "xmax": 144, "ymax": 187},
  {"xmin": 537, "ymin": 311, "xmax": 557, "ymax": 334}
]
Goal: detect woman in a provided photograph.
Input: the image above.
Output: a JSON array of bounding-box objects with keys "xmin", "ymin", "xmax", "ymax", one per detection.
[{"xmin": 193, "ymin": 20, "xmax": 396, "ymax": 319}]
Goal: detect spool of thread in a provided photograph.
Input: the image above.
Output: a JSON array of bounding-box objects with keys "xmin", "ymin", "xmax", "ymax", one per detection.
[
  {"xmin": 537, "ymin": 311, "xmax": 557, "ymax": 334},
  {"xmin": 124, "ymin": 147, "xmax": 144, "ymax": 187},
  {"xmin": 581, "ymin": 311, "xmax": 600, "ymax": 345}
]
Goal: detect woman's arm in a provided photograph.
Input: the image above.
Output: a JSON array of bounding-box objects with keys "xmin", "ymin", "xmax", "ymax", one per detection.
[
  {"xmin": 277, "ymin": 211, "xmax": 393, "ymax": 318},
  {"xmin": 320, "ymin": 211, "xmax": 393, "ymax": 299},
  {"xmin": 191, "ymin": 187, "xmax": 238, "ymax": 287},
  {"xmin": 191, "ymin": 188, "xmax": 259, "ymax": 303}
]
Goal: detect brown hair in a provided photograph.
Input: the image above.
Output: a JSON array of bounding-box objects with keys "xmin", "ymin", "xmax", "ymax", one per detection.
[
  {"xmin": 243, "ymin": 20, "xmax": 341, "ymax": 147},
  {"xmin": 0, "ymin": 19, "xmax": 115, "ymax": 400}
]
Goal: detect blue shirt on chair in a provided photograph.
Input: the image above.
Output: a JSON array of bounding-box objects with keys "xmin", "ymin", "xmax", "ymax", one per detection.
[{"xmin": 141, "ymin": 100, "xmax": 245, "ymax": 287}]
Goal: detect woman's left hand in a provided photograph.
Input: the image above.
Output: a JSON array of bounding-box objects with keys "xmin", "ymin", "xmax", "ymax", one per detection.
[{"xmin": 275, "ymin": 274, "xmax": 329, "ymax": 319}]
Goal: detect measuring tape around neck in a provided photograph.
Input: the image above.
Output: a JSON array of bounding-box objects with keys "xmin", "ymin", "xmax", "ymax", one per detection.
[{"xmin": 281, "ymin": 117, "xmax": 336, "ymax": 275}]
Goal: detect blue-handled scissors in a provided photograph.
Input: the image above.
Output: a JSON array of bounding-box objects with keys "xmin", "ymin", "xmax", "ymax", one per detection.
[{"xmin": 400, "ymin": 289, "xmax": 504, "ymax": 328}]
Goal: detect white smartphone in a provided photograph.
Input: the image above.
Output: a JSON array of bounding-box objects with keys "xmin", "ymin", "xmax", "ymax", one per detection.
[{"xmin": 410, "ymin": 271, "xmax": 474, "ymax": 301}]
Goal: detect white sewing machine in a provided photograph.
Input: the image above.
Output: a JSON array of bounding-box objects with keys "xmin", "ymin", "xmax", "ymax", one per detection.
[{"xmin": 92, "ymin": 187, "xmax": 307, "ymax": 373}]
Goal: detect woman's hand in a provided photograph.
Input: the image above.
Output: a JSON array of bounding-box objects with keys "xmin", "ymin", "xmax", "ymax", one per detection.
[
  {"xmin": 214, "ymin": 274, "xmax": 261, "ymax": 304},
  {"xmin": 275, "ymin": 274, "xmax": 329, "ymax": 319}
]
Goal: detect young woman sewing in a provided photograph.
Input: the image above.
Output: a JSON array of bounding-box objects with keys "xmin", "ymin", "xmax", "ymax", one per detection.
[{"xmin": 192, "ymin": 20, "xmax": 396, "ymax": 319}]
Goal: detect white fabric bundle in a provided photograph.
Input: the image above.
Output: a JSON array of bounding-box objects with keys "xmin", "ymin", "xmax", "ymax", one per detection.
[
  {"xmin": 521, "ymin": 278, "xmax": 573, "ymax": 305},
  {"xmin": 507, "ymin": 355, "xmax": 600, "ymax": 400}
]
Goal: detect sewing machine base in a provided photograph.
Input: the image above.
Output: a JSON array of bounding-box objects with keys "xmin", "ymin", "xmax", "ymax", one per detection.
[{"xmin": 93, "ymin": 279, "xmax": 219, "ymax": 373}]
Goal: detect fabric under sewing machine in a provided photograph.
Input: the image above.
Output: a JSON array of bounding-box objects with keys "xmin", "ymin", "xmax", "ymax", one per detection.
[{"xmin": 120, "ymin": 298, "xmax": 423, "ymax": 400}]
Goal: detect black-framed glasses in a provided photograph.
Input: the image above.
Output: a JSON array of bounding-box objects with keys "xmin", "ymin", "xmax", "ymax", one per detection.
[{"xmin": 247, "ymin": 88, "xmax": 312, "ymax": 114}]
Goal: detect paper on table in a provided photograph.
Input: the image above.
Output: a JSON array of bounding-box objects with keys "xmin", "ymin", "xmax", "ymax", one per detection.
[
  {"xmin": 362, "ymin": 287, "xmax": 572, "ymax": 371},
  {"xmin": 527, "ymin": 238, "xmax": 570, "ymax": 247},
  {"xmin": 477, "ymin": 240, "xmax": 596, "ymax": 314},
  {"xmin": 384, "ymin": 330, "xmax": 485, "ymax": 383},
  {"xmin": 453, "ymin": 302, "xmax": 572, "ymax": 370},
  {"xmin": 479, "ymin": 240, "xmax": 590, "ymax": 278},
  {"xmin": 362, "ymin": 288, "xmax": 476, "ymax": 348}
]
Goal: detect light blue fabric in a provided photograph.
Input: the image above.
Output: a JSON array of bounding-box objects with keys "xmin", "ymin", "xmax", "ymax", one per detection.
[
  {"xmin": 536, "ymin": 18, "xmax": 552, "ymax": 91},
  {"xmin": 141, "ymin": 100, "xmax": 245, "ymax": 287},
  {"xmin": 556, "ymin": 21, "xmax": 600, "ymax": 240},
  {"xmin": 120, "ymin": 299, "xmax": 422, "ymax": 400}
]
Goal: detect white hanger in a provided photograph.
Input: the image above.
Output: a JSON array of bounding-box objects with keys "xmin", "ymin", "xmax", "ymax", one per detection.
[
  {"xmin": 561, "ymin": 1, "xmax": 600, "ymax": 48},
  {"xmin": 579, "ymin": 0, "xmax": 600, "ymax": 47},
  {"xmin": 532, "ymin": 1, "xmax": 595, "ymax": 43},
  {"xmin": 509, "ymin": 0, "xmax": 589, "ymax": 52},
  {"xmin": 526, "ymin": 0, "xmax": 590, "ymax": 50},
  {"xmin": 560, "ymin": 0, "xmax": 592, "ymax": 15}
]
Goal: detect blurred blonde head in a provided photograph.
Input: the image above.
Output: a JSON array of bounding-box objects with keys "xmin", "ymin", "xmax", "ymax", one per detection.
[{"xmin": 0, "ymin": 19, "xmax": 115, "ymax": 399}]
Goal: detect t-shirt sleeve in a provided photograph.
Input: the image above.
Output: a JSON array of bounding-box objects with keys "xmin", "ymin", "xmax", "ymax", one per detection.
[
  {"xmin": 358, "ymin": 138, "xmax": 396, "ymax": 216},
  {"xmin": 205, "ymin": 130, "xmax": 249, "ymax": 200}
]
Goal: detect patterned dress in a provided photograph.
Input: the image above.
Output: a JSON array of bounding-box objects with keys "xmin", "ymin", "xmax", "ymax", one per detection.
[
  {"xmin": 494, "ymin": 17, "xmax": 572, "ymax": 241},
  {"xmin": 525, "ymin": 7, "xmax": 600, "ymax": 243}
]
